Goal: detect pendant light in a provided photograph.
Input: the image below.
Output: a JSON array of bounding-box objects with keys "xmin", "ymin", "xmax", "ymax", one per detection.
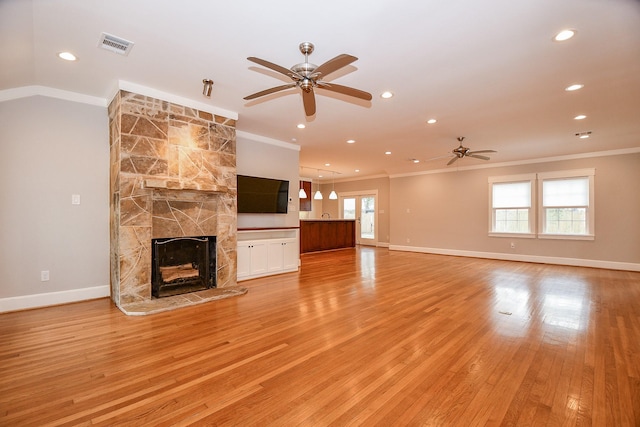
[
  {"xmin": 329, "ymin": 172, "xmax": 338, "ymax": 200},
  {"xmin": 299, "ymin": 181, "xmax": 307, "ymax": 199},
  {"xmin": 313, "ymin": 169, "xmax": 323, "ymax": 199}
]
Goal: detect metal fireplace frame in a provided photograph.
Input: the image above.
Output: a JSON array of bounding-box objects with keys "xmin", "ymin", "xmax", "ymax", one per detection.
[{"xmin": 151, "ymin": 236, "xmax": 216, "ymax": 298}]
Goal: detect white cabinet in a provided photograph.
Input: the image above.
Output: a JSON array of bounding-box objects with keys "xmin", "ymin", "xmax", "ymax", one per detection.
[
  {"xmin": 237, "ymin": 229, "xmax": 299, "ymax": 281},
  {"xmin": 267, "ymin": 238, "xmax": 298, "ymax": 273},
  {"xmin": 237, "ymin": 240, "xmax": 268, "ymax": 278}
]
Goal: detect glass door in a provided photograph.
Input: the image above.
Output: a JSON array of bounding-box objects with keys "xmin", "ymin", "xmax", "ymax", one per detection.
[{"xmin": 341, "ymin": 193, "xmax": 377, "ymax": 246}]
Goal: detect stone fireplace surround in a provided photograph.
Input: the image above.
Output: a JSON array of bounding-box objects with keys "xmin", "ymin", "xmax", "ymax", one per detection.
[{"xmin": 109, "ymin": 90, "xmax": 246, "ymax": 315}]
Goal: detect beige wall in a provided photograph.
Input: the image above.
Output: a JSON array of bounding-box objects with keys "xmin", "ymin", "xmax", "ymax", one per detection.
[
  {"xmin": 0, "ymin": 96, "xmax": 110, "ymax": 301},
  {"xmin": 389, "ymin": 153, "xmax": 640, "ymax": 267}
]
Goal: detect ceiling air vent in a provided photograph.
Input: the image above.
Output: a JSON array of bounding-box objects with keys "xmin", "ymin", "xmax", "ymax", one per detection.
[{"xmin": 98, "ymin": 32, "xmax": 134, "ymax": 56}]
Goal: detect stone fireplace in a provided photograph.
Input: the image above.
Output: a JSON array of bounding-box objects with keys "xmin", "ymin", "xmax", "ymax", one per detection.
[{"xmin": 108, "ymin": 90, "xmax": 245, "ymax": 315}]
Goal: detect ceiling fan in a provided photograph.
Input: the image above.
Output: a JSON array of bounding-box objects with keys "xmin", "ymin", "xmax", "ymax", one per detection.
[
  {"xmin": 243, "ymin": 42, "xmax": 372, "ymax": 117},
  {"xmin": 447, "ymin": 137, "xmax": 496, "ymax": 166}
]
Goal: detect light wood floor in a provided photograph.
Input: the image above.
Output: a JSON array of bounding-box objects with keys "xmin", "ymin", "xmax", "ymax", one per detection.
[{"xmin": 1, "ymin": 248, "xmax": 639, "ymax": 426}]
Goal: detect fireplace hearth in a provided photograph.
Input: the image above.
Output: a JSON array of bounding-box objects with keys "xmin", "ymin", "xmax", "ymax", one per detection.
[{"xmin": 152, "ymin": 236, "xmax": 216, "ymax": 298}]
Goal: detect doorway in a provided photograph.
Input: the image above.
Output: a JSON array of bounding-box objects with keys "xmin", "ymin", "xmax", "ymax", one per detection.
[{"xmin": 340, "ymin": 192, "xmax": 377, "ymax": 246}]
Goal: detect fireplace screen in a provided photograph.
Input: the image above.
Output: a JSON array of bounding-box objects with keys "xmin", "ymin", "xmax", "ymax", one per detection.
[{"xmin": 152, "ymin": 236, "xmax": 216, "ymax": 298}]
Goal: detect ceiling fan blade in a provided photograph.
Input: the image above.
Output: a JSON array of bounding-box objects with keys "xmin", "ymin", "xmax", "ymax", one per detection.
[
  {"xmin": 302, "ymin": 89, "xmax": 316, "ymax": 116},
  {"xmin": 314, "ymin": 54, "xmax": 358, "ymax": 77},
  {"xmin": 467, "ymin": 154, "xmax": 490, "ymax": 161},
  {"xmin": 468, "ymin": 149, "xmax": 496, "ymax": 155},
  {"xmin": 247, "ymin": 57, "xmax": 300, "ymax": 79},
  {"xmin": 447, "ymin": 156, "xmax": 459, "ymax": 166},
  {"xmin": 243, "ymin": 83, "xmax": 297, "ymax": 100},
  {"xmin": 426, "ymin": 154, "xmax": 454, "ymax": 161},
  {"xmin": 316, "ymin": 82, "xmax": 372, "ymax": 101}
]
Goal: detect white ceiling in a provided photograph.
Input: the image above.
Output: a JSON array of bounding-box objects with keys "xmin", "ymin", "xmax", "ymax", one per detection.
[{"xmin": 2, "ymin": 0, "xmax": 639, "ymax": 180}]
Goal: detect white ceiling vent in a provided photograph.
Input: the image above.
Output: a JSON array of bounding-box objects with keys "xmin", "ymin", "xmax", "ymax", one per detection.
[{"xmin": 98, "ymin": 32, "xmax": 134, "ymax": 56}]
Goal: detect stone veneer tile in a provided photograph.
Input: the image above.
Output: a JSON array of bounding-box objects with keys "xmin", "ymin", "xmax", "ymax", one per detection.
[
  {"xmin": 121, "ymin": 135, "xmax": 168, "ymax": 159},
  {"xmin": 118, "ymin": 226, "xmax": 151, "ymax": 303},
  {"xmin": 198, "ymin": 111, "xmax": 213, "ymax": 121},
  {"xmin": 119, "ymin": 196, "xmax": 152, "ymax": 227},
  {"xmin": 121, "ymin": 156, "xmax": 169, "ymax": 176}
]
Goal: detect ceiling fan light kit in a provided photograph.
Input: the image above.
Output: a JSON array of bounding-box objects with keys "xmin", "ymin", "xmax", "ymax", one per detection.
[{"xmin": 244, "ymin": 42, "xmax": 372, "ymax": 117}]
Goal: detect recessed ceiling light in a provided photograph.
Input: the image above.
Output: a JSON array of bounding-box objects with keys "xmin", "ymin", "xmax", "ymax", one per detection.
[
  {"xmin": 325, "ymin": 163, "xmax": 331, "ymax": 166},
  {"xmin": 385, "ymin": 151, "xmax": 392, "ymax": 155},
  {"xmin": 565, "ymin": 84, "xmax": 584, "ymax": 91},
  {"xmin": 346, "ymin": 139, "xmax": 355, "ymax": 144},
  {"xmin": 58, "ymin": 51, "xmax": 77, "ymax": 61},
  {"xmin": 426, "ymin": 119, "xmax": 437, "ymax": 124},
  {"xmin": 575, "ymin": 131, "xmax": 592, "ymax": 139},
  {"xmin": 291, "ymin": 138, "xmax": 298, "ymax": 142},
  {"xmin": 574, "ymin": 114, "xmax": 587, "ymax": 120},
  {"xmin": 297, "ymin": 123, "xmax": 305, "ymax": 129},
  {"xmin": 554, "ymin": 29, "xmax": 576, "ymax": 42},
  {"xmin": 355, "ymin": 169, "xmax": 360, "ymax": 172},
  {"xmin": 380, "ymin": 91, "xmax": 394, "ymax": 99},
  {"xmin": 412, "ymin": 159, "xmax": 420, "ymax": 163}
]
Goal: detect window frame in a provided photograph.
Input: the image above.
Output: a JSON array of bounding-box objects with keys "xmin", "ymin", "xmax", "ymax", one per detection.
[
  {"xmin": 537, "ymin": 169, "xmax": 595, "ymax": 241},
  {"xmin": 488, "ymin": 173, "xmax": 536, "ymax": 238}
]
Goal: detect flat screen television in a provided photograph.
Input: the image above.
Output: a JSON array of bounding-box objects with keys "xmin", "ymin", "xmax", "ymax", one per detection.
[{"xmin": 237, "ymin": 175, "xmax": 289, "ymax": 214}]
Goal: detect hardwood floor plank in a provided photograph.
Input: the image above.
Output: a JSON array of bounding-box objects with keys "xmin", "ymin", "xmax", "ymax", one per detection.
[{"xmin": 1, "ymin": 248, "xmax": 639, "ymax": 425}]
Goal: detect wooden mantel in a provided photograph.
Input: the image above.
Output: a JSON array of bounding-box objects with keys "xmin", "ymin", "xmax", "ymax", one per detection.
[{"xmin": 143, "ymin": 178, "xmax": 228, "ymax": 194}]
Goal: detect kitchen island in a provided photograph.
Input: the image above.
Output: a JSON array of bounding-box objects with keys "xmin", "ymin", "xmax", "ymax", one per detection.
[{"xmin": 300, "ymin": 219, "xmax": 356, "ymax": 253}]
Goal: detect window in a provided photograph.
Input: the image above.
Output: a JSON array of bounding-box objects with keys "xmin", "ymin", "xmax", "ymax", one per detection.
[
  {"xmin": 538, "ymin": 169, "xmax": 594, "ymax": 239},
  {"xmin": 488, "ymin": 174, "xmax": 536, "ymax": 237}
]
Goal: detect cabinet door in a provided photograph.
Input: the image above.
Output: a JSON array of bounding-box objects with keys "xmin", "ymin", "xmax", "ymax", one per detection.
[
  {"xmin": 237, "ymin": 242, "xmax": 252, "ymax": 278},
  {"xmin": 250, "ymin": 242, "xmax": 268, "ymax": 275},
  {"xmin": 267, "ymin": 241, "xmax": 285, "ymax": 272},
  {"xmin": 282, "ymin": 239, "xmax": 299, "ymax": 270}
]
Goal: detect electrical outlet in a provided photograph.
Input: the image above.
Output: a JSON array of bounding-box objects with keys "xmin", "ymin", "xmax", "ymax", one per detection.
[
  {"xmin": 41, "ymin": 270, "xmax": 50, "ymax": 281},
  {"xmin": 510, "ymin": 242, "xmax": 516, "ymax": 249},
  {"xmin": 71, "ymin": 194, "xmax": 81, "ymax": 205}
]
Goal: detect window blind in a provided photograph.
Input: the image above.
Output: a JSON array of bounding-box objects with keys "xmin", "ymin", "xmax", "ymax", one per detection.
[
  {"xmin": 492, "ymin": 182, "xmax": 531, "ymax": 208},
  {"xmin": 542, "ymin": 177, "xmax": 589, "ymax": 207}
]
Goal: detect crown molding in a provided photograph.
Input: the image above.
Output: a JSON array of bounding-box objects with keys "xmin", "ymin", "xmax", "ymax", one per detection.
[
  {"xmin": 236, "ymin": 130, "xmax": 300, "ymax": 151},
  {"xmin": 389, "ymin": 147, "xmax": 640, "ymax": 179},
  {"xmin": 0, "ymin": 85, "xmax": 107, "ymax": 107}
]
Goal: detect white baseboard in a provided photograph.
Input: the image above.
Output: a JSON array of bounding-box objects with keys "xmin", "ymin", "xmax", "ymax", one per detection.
[
  {"xmin": 389, "ymin": 245, "xmax": 640, "ymax": 272},
  {"xmin": 0, "ymin": 286, "xmax": 111, "ymax": 313}
]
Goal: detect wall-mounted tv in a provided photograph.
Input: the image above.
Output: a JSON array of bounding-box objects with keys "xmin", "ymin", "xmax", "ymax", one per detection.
[{"xmin": 237, "ymin": 175, "xmax": 289, "ymax": 214}]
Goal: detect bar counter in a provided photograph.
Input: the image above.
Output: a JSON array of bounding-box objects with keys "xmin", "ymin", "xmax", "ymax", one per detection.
[{"xmin": 300, "ymin": 219, "xmax": 356, "ymax": 253}]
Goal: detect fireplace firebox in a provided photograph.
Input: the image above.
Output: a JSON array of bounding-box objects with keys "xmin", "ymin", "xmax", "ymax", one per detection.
[{"xmin": 151, "ymin": 236, "xmax": 216, "ymax": 298}]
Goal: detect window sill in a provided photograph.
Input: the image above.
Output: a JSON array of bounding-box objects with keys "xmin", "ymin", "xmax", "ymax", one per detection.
[
  {"xmin": 537, "ymin": 234, "xmax": 595, "ymax": 241},
  {"xmin": 489, "ymin": 232, "xmax": 536, "ymax": 239}
]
